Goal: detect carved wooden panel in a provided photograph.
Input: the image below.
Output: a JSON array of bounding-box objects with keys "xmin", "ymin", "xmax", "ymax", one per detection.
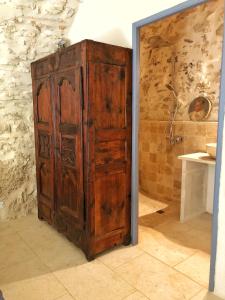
[
  {"xmin": 61, "ymin": 137, "xmax": 76, "ymax": 166},
  {"xmin": 94, "ymin": 173, "xmax": 126, "ymax": 238},
  {"xmin": 59, "ymin": 79, "xmax": 78, "ymax": 125},
  {"xmin": 33, "ymin": 75, "xmax": 54, "ymax": 224},
  {"xmin": 39, "ymin": 162, "xmax": 52, "ymax": 200},
  {"xmin": 39, "ymin": 133, "xmax": 50, "ymax": 159},
  {"xmin": 89, "ymin": 62, "xmax": 126, "ymax": 129},
  {"xmin": 54, "ymin": 68, "xmax": 84, "ymax": 228},
  {"xmin": 61, "ymin": 168, "xmax": 79, "ymax": 215},
  {"xmin": 37, "ymin": 80, "xmax": 51, "ymax": 124}
]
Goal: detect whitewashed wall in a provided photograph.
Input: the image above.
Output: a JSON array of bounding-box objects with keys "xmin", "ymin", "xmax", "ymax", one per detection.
[
  {"xmin": 68, "ymin": 0, "xmax": 184, "ymax": 47},
  {"xmin": 68, "ymin": 0, "xmax": 225, "ymax": 297},
  {"xmin": 215, "ymin": 128, "xmax": 225, "ymax": 299}
]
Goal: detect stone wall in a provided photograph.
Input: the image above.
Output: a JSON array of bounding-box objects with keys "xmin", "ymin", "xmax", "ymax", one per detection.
[
  {"xmin": 0, "ymin": 0, "xmax": 79, "ymax": 220},
  {"xmin": 139, "ymin": 0, "xmax": 224, "ymax": 202}
]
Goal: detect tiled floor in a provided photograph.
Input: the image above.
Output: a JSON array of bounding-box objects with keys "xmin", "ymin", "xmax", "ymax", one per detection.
[{"xmin": 0, "ymin": 198, "xmax": 223, "ymax": 300}]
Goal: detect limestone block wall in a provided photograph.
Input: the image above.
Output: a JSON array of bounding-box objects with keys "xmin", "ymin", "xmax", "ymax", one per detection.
[
  {"xmin": 0, "ymin": 0, "xmax": 79, "ymax": 220},
  {"xmin": 139, "ymin": 0, "xmax": 224, "ymax": 202}
]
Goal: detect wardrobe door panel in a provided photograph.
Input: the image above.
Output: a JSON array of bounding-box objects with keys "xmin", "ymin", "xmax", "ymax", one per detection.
[
  {"xmin": 54, "ymin": 68, "xmax": 84, "ymax": 227},
  {"xmin": 33, "ymin": 77, "xmax": 55, "ymax": 222},
  {"xmin": 88, "ymin": 61, "xmax": 131, "ymax": 245},
  {"xmin": 94, "ymin": 173, "xmax": 126, "ymax": 237},
  {"xmin": 92, "ymin": 63, "xmax": 126, "ymax": 129}
]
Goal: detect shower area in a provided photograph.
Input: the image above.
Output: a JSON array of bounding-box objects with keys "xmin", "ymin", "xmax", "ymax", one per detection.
[{"xmin": 138, "ymin": 0, "xmax": 224, "ymax": 287}]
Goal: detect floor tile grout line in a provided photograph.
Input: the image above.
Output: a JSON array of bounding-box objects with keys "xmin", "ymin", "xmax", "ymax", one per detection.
[
  {"xmin": 95, "ymin": 258, "xmax": 139, "ymax": 297},
  {"xmin": 137, "ymin": 246, "xmax": 194, "ymax": 273},
  {"xmin": 52, "ymin": 291, "xmax": 77, "ymax": 300},
  {"xmin": 116, "ymin": 251, "xmax": 202, "ymax": 300},
  {"xmin": 0, "ymin": 254, "xmax": 48, "ymax": 280},
  {"xmin": 141, "ymin": 247, "xmax": 207, "ymax": 289},
  {"xmin": 51, "ymin": 272, "xmax": 78, "ymax": 300},
  {"xmin": 188, "ymin": 287, "xmax": 206, "ymax": 300},
  {"xmin": 0, "ymin": 220, "xmax": 72, "ymax": 300},
  {"xmin": 113, "ymin": 248, "xmax": 206, "ymax": 292},
  {"xmin": 52, "ymin": 258, "xmax": 136, "ymax": 300},
  {"xmin": 0, "ymin": 233, "xmax": 42, "ymax": 275},
  {"xmin": 120, "ymin": 289, "xmax": 152, "ymax": 300},
  {"xmin": 172, "ymin": 249, "xmax": 199, "ymax": 268},
  {"xmin": 15, "ymin": 222, "xmax": 70, "ymax": 265},
  {"xmin": 98, "ymin": 256, "xmax": 152, "ymax": 300},
  {"xmin": 16, "ymin": 229, "xmax": 53, "ymax": 269},
  {"xmin": 16, "ymin": 223, "xmax": 78, "ymax": 300},
  {"xmin": 172, "ymin": 266, "xmax": 208, "ymax": 290},
  {"xmin": 2, "ymin": 215, "xmax": 209, "ymax": 299},
  {"xmin": 97, "ymin": 248, "xmax": 144, "ymax": 270}
]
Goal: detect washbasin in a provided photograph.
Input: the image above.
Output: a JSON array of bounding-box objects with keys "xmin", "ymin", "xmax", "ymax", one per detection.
[{"xmin": 206, "ymin": 143, "xmax": 217, "ymax": 158}]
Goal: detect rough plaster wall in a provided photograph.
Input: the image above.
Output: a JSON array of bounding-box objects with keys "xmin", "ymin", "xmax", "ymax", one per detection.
[
  {"xmin": 140, "ymin": 0, "xmax": 224, "ymax": 121},
  {"xmin": 0, "ymin": 0, "xmax": 79, "ymax": 220}
]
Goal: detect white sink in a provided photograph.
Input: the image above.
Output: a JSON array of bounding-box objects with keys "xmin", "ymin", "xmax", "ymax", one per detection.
[{"xmin": 206, "ymin": 143, "xmax": 217, "ymax": 158}]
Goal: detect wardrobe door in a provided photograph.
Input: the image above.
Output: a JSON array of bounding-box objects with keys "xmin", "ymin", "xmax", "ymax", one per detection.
[
  {"xmin": 33, "ymin": 76, "xmax": 55, "ymax": 222},
  {"xmin": 54, "ymin": 67, "xmax": 84, "ymax": 228},
  {"xmin": 88, "ymin": 59, "xmax": 131, "ymax": 251}
]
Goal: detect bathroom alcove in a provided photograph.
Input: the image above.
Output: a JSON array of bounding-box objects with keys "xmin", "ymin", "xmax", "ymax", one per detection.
[{"xmin": 137, "ymin": 0, "xmax": 224, "ymax": 291}]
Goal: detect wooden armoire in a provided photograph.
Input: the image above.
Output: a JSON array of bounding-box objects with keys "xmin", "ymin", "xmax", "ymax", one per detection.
[{"xmin": 31, "ymin": 40, "xmax": 132, "ymax": 260}]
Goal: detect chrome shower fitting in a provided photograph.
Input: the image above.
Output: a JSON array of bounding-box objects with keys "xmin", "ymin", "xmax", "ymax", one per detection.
[{"xmin": 165, "ymin": 83, "xmax": 182, "ymax": 145}]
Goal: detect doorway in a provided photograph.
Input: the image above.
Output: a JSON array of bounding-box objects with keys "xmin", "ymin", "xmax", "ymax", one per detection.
[{"xmin": 131, "ymin": 0, "xmax": 225, "ymax": 292}]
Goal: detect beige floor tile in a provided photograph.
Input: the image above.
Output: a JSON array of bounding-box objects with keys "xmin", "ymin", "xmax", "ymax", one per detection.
[
  {"xmin": 189, "ymin": 230, "xmax": 210, "ymax": 253},
  {"xmin": 54, "ymin": 293, "xmax": 75, "ymax": 300},
  {"xmin": 175, "ymin": 251, "xmax": 210, "ymax": 287},
  {"xmin": 154, "ymin": 219, "xmax": 193, "ymax": 236},
  {"xmin": 18, "ymin": 223, "xmax": 62, "ymax": 249},
  {"xmin": 97, "ymin": 245, "xmax": 144, "ymax": 269},
  {"xmin": 152, "ymin": 217, "xmax": 211, "ymax": 252},
  {"xmin": 9, "ymin": 214, "xmax": 44, "ymax": 233},
  {"xmin": 115, "ymin": 253, "xmax": 201, "ymax": 300},
  {"xmin": 138, "ymin": 226, "xmax": 196, "ymax": 266},
  {"xmin": 18, "ymin": 223, "xmax": 86, "ymax": 271},
  {"xmin": 0, "ymin": 221, "xmax": 16, "ymax": 237},
  {"xmin": 191, "ymin": 289, "xmax": 224, "ymax": 300},
  {"xmin": 0, "ymin": 233, "xmax": 36, "ymax": 270},
  {"xmin": 139, "ymin": 192, "xmax": 168, "ymax": 217},
  {"xmin": 54, "ymin": 260, "xmax": 134, "ymax": 300},
  {"xmin": 139, "ymin": 211, "xmax": 173, "ymax": 228},
  {"xmin": 138, "ymin": 198, "xmax": 181, "ymax": 229},
  {"xmin": 1, "ymin": 273, "xmax": 66, "ymax": 300},
  {"xmin": 123, "ymin": 291, "xmax": 149, "ymax": 299},
  {"xmin": 172, "ymin": 228, "xmax": 211, "ymax": 254},
  {"xmin": 186, "ymin": 213, "xmax": 212, "ymax": 232},
  {"xmin": 35, "ymin": 241, "xmax": 87, "ymax": 271},
  {"xmin": 0, "ymin": 257, "xmax": 50, "ymax": 285}
]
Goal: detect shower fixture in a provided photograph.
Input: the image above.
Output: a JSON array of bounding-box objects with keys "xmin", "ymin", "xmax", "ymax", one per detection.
[
  {"xmin": 165, "ymin": 52, "xmax": 183, "ymax": 145},
  {"xmin": 165, "ymin": 83, "xmax": 182, "ymax": 145},
  {"xmin": 165, "ymin": 83, "xmax": 178, "ymax": 97}
]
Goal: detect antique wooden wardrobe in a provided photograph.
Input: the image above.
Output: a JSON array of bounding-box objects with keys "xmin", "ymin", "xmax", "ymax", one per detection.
[{"xmin": 31, "ymin": 40, "xmax": 132, "ymax": 260}]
